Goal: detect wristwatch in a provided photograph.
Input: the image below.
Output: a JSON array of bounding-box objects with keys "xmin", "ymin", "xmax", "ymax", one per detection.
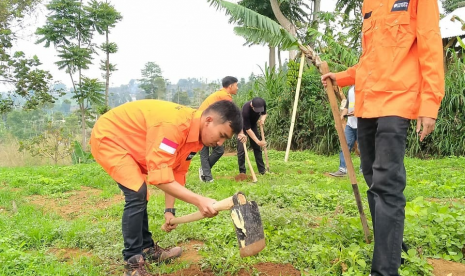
[{"xmin": 164, "ymin": 208, "xmax": 176, "ymax": 216}]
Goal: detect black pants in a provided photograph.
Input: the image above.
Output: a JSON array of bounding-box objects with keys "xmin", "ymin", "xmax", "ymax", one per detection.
[
  {"xmin": 358, "ymin": 116, "xmax": 409, "ymax": 276},
  {"xmin": 237, "ymin": 126, "xmax": 266, "ymax": 174},
  {"xmin": 118, "ymin": 183, "xmax": 154, "ymax": 261}
]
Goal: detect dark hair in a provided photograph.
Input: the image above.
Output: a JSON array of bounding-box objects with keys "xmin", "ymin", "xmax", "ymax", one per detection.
[
  {"xmin": 202, "ymin": 100, "xmax": 243, "ymax": 134},
  {"xmin": 222, "ymin": 76, "xmax": 238, "ymax": 88}
]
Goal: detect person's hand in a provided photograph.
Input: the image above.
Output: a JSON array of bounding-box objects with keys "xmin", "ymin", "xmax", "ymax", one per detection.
[
  {"xmin": 416, "ymin": 117, "xmax": 436, "ymax": 141},
  {"xmin": 259, "ymin": 118, "xmax": 265, "ymax": 126},
  {"xmin": 257, "ymin": 140, "xmax": 267, "ymax": 148},
  {"xmin": 340, "ymin": 114, "xmax": 345, "ymax": 121},
  {"xmin": 347, "ymin": 111, "xmax": 354, "ymax": 117},
  {"xmin": 320, "ymin": 72, "xmax": 336, "ymax": 88},
  {"xmin": 237, "ymin": 133, "xmax": 247, "ymax": 143},
  {"xmin": 196, "ymin": 197, "xmax": 218, "ymax": 218},
  {"xmin": 161, "ymin": 212, "xmax": 177, "ymax": 233}
]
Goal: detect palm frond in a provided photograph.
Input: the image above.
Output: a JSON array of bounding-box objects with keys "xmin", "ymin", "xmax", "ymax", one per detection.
[{"xmin": 234, "ymin": 26, "xmax": 299, "ymax": 50}]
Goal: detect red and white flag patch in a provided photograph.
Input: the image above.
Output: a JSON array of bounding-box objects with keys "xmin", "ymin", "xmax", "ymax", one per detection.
[{"xmin": 159, "ymin": 138, "xmax": 178, "ymax": 154}]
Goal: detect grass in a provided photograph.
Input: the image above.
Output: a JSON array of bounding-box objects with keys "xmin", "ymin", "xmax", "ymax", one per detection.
[{"xmin": 0, "ymin": 150, "xmax": 464, "ymax": 275}]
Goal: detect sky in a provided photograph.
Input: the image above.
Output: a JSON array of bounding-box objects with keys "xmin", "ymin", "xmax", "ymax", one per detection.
[{"xmin": 10, "ymin": 0, "xmax": 338, "ymax": 89}]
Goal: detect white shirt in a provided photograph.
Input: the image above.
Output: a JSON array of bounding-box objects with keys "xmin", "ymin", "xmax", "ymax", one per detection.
[{"xmin": 347, "ymin": 86, "xmax": 357, "ymax": 129}]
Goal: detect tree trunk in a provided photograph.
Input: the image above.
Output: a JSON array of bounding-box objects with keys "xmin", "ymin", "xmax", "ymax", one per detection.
[
  {"xmin": 269, "ymin": 45, "xmax": 276, "ymax": 71},
  {"xmin": 277, "ymin": 47, "xmax": 282, "ymax": 70},
  {"xmin": 269, "ymin": 0, "xmax": 297, "ymax": 60},
  {"xmin": 80, "ymin": 103, "xmax": 86, "ymax": 148},
  {"xmin": 313, "ymin": 0, "xmax": 321, "ymax": 21},
  {"xmin": 105, "ymin": 30, "xmax": 110, "ymax": 107}
]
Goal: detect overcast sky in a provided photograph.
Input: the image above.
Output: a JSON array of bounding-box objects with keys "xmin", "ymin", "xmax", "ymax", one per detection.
[{"xmin": 10, "ymin": 0, "xmax": 338, "ymax": 88}]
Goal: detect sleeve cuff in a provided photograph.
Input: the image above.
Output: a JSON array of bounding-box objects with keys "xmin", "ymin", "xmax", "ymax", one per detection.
[
  {"xmin": 335, "ymin": 71, "xmax": 355, "ymax": 87},
  {"xmin": 147, "ymin": 166, "xmax": 175, "ymax": 185},
  {"xmin": 174, "ymin": 173, "xmax": 186, "ymax": 186},
  {"xmin": 418, "ymin": 97, "xmax": 440, "ymax": 119}
]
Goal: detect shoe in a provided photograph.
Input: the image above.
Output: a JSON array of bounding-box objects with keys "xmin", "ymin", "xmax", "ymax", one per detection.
[
  {"xmin": 143, "ymin": 242, "xmax": 182, "ymax": 264},
  {"xmin": 329, "ymin": 170, "xmax": 347, "ymax": 177},
  {"xmin": 123, "ymin": 254, "xmax": 152, "ymax": 276},
  {"xmin": 198, "ymin": 168, "xmax": 203, "ymax": 181}
]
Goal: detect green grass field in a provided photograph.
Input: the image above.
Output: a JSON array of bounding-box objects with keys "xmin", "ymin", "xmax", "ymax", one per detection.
[{"xmin": 0, "ymin": 150, "xmax": 464, "ymax": 275}]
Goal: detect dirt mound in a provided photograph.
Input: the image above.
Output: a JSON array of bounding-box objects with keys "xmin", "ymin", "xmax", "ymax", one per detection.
[
  {"xmin": 164, "ymin": 263, "xmax": 300, "ymax": 276},
  {"xmin": 234, "ymin": 173, "xmax": 252, "ymax": 182},
  {"xmin": 28, "ymin": 186, "xmax": 123, "ymax": 219},
  {"xmin": 178, "ymin": 240, "xmax": 204, "ymax": 264},
  {"xmin": 428, "ymin": 258, "xmax": 465, "ymax": 276}
]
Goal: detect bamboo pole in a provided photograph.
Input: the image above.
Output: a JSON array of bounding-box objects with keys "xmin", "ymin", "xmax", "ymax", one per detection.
[{"xmin": 284, "ymin": 52, "xmax": 305, "ymax": 162}]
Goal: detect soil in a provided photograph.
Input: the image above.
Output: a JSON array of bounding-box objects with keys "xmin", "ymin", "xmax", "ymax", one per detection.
[
  {"xmin": 428, "ymin": 258, "xmax": 465, "ymax": 276},
  {"xmin": 48, "ymin": 248, "xmax": 94, "ymax": 263},
  {"xmin": 178, "ymin": 240, "xmax": 205, "ymax": 264},
  {"xmin": 28, "ymin": 186, "xmax": 123, "ymax": 219},
  {"xmin": 223, "ymin": 152, "xmax": 237, "ymax": 157},
  {"xmin": 234, "ymin": 173, "xmax": 252, "ymax": 182},
  {"xmin": 163, "ymin": 263, "xmax": 300, "ymax": 276}
]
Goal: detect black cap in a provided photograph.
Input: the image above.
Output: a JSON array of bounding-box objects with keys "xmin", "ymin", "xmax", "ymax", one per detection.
[{"xmin": 251, "ymin": 97, "xmax": 265, "ymax": 113}]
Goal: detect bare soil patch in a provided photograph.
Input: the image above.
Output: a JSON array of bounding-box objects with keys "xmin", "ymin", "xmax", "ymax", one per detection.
[
  {"xmin": 234, "ymin": 173, "xmax": 252, "ymax": 182},
  {"xmin": 48, "ymin": 248, "xmax": 95, "ymax": 263},
  {"xmin": 28, "ymin": 186, "xmax": 123, "ymax": 219},
  {"xmin": 178, "ymin": 240, "xmax": 205, "ymax": 264},
  {"xmin": 164, "ymin": 263, "xmax": 300, "ymax": 276},
  {"xmin": 223, "ymin": 152, "xmax": 237, "ymax": 157},
  {"xmin": 428, "ymin": 258, "xmax": 465, "ymax": 276}
]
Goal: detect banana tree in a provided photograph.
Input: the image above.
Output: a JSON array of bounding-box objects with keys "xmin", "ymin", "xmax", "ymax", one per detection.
[{"xmin": 207, "ymin": 0, "xmax": 371, "ymax": 243}]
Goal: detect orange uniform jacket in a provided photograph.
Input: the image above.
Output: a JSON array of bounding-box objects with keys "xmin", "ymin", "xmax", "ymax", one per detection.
[
  {"xmin": 335, "ymin": 0, "xmax": 445, "ymax": 119},
  {"xmin": 90, "ymin": 100, "xmax": 204, "ymax": 192},
  {"xmin": 198, "ymin": 88, "xmax": 232, "ymax": 112}
]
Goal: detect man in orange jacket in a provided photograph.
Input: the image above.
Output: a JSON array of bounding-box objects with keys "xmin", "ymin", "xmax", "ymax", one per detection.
[
  {"xmin": 197, "ymin": 76, "xmax": 247, "ymax": 182},
  {"xmin": 321, "ymin": 1, "xmax": 444, "ymax": 275},
  {"xmin": 90, "ymin": 100, "xmax": 242, "ymax": 276}
]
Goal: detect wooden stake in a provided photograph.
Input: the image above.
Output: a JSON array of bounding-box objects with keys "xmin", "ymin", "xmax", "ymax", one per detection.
[
  {"xmin": 284, "ymin": 52, "xmax": 305, "ymax": 162},
  {"xmin": 319, "ymin": 61, "xmax": 371, "ymax": 244},
  {"xmin": 259, "ymin": 123, "xmax": 270, "ymax": 172}
]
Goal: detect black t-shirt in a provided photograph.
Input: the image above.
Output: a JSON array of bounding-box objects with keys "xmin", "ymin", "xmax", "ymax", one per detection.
[{"xmin": 242, "ymin": 100, "xmax": 267, "ymax": 131}]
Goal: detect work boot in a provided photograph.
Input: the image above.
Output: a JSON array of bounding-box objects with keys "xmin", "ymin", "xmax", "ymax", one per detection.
[
  {"xmin": 143, "ymin": 242, "xmax": 182, "ymax": 264},
  {"xmin": 123, "ymin": 254, "xmax": 152, "ymax": 276}
]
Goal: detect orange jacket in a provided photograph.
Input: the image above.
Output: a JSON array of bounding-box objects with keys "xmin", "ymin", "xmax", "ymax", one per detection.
[
  {"xmin": 90, "ymin": 100, "xmax": 204, "ymax": 192},
  {"xmin": 335, "ymin": 0, "xmax": 445, "ymax": 119},
  {"xmin": 198, "ymin": 88, "xmax": 232, "ymax": 112}
]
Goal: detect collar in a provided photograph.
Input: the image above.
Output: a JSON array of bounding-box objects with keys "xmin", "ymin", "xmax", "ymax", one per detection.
[{"xmin": 186, "ymin": 110, "xmax": 202, "ymax": 144}]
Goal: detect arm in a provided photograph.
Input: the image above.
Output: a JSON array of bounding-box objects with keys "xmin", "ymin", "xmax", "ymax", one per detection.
[
  {"xmin": 246, "ymin": 128, "xmax": 266, "ymax": 147},
  {"xmin": 259, "ymin": 114, "xmax": 267, "ymax": 126},
  {"xmin": 416, "ymin": 0, "xmax": 445, "ymax": 140}
]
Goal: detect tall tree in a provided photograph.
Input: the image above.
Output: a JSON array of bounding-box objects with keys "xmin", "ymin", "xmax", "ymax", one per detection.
[
  {"xmin": 36, "ymin": 0, "xmax": 96, "ymax": 146},
  {"xmin": 87, "ymin": 0, "xmax": 122, "ymax": 109},
  {"xmin": 139, "ymin": 62, "xmax": 166, "ymax": 100},
  {"xmin": 0, "ymin": 0, "xmax": 61, "ymax": 113},
  {"xmin": 442, "ymin": 0, "xmax": 465, "ymax": 13}
]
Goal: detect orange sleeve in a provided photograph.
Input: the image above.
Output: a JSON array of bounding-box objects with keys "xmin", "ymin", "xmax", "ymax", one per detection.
[
  {"xmin": 416, "ymin": 0, "xmax": 445, "ymax": 118},
  {"xmin": 145, "ymin": 124, "xmax": 183, "ymax": 185},
  {"xmin": 335, "ymin": 63, "xmax": 359, "ymax": 88}
]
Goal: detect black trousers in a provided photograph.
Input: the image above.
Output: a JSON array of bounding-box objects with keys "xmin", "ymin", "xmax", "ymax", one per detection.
[
  {"xmin": 358, "ymin": 116, "xmax": 409, "ymax": 276},
  {"xmin": 199, "ymin": 145, "xmax": 225, "ymax": 181},
  {"xmin": 118, "ymin": 182, "xmax": 154, "ymax": 261},
  {"xmin": 237, "ymin": 126, "xmax": 266, "ymax": 174}
]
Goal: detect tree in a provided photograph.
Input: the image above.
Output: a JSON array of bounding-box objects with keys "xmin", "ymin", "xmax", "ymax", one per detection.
[
  {"xmin": 172, "ymin": 90, "xmax": 191, "ymax": 106},
  {"xmin": 19, "ymin": 122, "xmax": 73, "ymax": 165},
  {"xmin": 0, "ymin": 0, "xmax": 61, "ymax": 113},
  {"xmin": 87, "ymin": 0, "xmax": 122, "ymax": 108},
  {"xmin": 442, "ymin": 0, "xmax": 465, "ymax": 13},
  {"xmin": 36, "ymin": 0, "xmax": 98, "ymax": 147},
  {"xmin": 139, "ymin": 62, "xmax": 166, "ymax": 100}
]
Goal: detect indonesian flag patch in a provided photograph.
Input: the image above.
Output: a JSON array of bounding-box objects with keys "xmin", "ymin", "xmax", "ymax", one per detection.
[{"xmin": 159, "ymin": 138, "xmax": 178, "ymax": 154}]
